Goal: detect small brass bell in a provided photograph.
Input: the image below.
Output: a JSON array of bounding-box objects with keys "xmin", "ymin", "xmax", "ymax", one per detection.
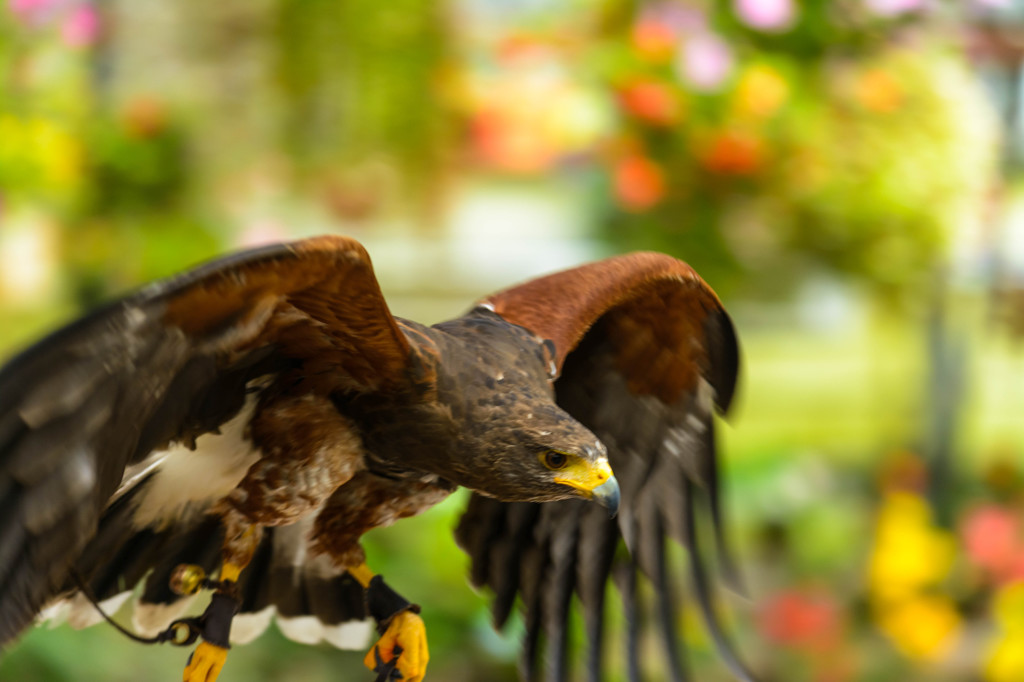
[{"xmin": 170, "ymin": 564, "xmax": 207, "ymax": 596}]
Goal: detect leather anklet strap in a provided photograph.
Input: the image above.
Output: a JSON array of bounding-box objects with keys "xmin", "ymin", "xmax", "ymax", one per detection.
[
  {"xmin": 200, "ymin": 591, "xmax": 239, "ymax": 649},
  {"xmin": 366, "ymin": 574, "xmax": 421, "ymax": 634}
]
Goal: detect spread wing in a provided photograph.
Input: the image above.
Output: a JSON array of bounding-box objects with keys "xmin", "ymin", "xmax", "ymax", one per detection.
[
  {"xmin": 0, "ymin": 235, "xmax": 412, "ymax": 645},
  {"xmin": 455, "ymin": 253, "xmax": 754, "ymax": 681}
]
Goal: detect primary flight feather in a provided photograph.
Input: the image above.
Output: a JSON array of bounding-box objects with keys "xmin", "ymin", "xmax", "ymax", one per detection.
[{"xmin": 0, "ymin": 235, "xmax": 754, "ymax": 681}]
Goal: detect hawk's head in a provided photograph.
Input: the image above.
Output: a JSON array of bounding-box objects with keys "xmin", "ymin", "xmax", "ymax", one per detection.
[
  {"xmin": 434, "ymin": 314, "xmax": 620, "ymax": 514},
  {"xmin": 454, "ymin": 398, "xmax": 620, "ymax": 514}
]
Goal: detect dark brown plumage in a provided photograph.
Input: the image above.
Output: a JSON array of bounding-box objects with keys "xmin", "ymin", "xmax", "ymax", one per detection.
[{"xmin": 0, "ymin": 236, "xmax": 752, "ymax": 681}]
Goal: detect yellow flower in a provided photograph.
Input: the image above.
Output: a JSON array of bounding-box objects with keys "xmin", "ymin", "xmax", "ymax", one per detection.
[
  {"xmin": 733, "ymin": 64, "xmax": 789, "ymax": 119},
  {"xmin": 993, "ymin": 581, "xmax": 1024, "ymax": 632},
  {"xmin": 877, "ymin": 595, "xmax": 960, "ymax": 661},
  {"xmin": 868, "ymin": 492, "xmax": 955, "ymax": 602},
  {"xmin": 985, "ymin": 583, "xmax": 1024, "ymax": 681},
  {"xmin": 0, "ymin": 115, "xmax": 82, "ymax": 194},
  {"xmin": 867, "ymin": 492, "xmax": 962, "ymax": 662},
  {"xmin": 29, "ymin": 117, "xmax": 82, "ymax": 189},
  {"xmin": 986, "ymin": 632, "xmax": 1024, "ymax": 682},
  {"xmin": 855, "ymin": 67, "xmax": 904, "ymax": 113}
]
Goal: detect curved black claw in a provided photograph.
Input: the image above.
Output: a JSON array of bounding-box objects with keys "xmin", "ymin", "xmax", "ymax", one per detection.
[{"xmin": 373, "ymin": 644, "xmax": 404, "ymax": 681}]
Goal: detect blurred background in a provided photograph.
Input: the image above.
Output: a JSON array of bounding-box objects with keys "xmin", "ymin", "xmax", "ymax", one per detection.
[{"xmin": 1, "ymin": 0, "xmax": 1024, "ymax": 680}]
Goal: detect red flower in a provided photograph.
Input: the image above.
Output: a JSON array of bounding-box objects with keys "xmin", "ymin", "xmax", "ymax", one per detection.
[
  {"xmin": 613, "ymin": 154, "xmax": 665, "ymax": 211},
  {"xmin": 962, "ymin": 505, "xmax": 1024, "ymax": 584},
  {"xmin": 757, "ymin": 588, "xmax": 841, "ymax": 652}
]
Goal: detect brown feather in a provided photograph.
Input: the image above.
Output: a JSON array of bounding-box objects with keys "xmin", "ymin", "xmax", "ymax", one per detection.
[
  {"xmin": 164, "ymin": 235, "xmax": 412, "ymax": 393},
  {"xmin": 482, "ymin": 253, "xmax": 724, "ymax": 401}
]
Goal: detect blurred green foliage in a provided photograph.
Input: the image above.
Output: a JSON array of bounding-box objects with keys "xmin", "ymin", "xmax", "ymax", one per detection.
[{"xmin": 275, "ymin": 0, "xmax": 452, "ymax": 204}]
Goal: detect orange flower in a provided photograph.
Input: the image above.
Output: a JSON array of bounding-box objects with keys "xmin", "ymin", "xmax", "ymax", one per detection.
[
  {"xmin": 700, "ymin": 130, "xmax": 763, "ymax": 175},
  {"xmin": 631, "ymin": 19, "xmax": 677, "ymax": 63},
  {"xmin": 855, "ymin": 68, "xmax": 904, "ymax": 113},
  {"xmin": 618, "ymin": 80, "xmax": 682, "ymax": 126},
  {"xmin": 123, "ymin": 98, "xmax": 167, "ymax": 138},
  {"xmin": 613, "ymin": 154, "xmax": 665, "ymax": 211},
  {"xmin": 470, "ymin": 106, "xmax": 554, "ymax": 173}
]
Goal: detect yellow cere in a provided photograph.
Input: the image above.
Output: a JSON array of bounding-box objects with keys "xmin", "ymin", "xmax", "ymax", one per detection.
[{"xmin": 552, "ymin": 456, "xmax": 613, "ymax": 495}]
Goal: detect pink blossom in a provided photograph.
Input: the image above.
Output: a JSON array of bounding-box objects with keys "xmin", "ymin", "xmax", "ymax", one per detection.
[
  {"xmin": 10, "ymin": 0, "xmax": 41, "ymax": 10},
  {"xmin": 677, "ymin": 33, "xmax": 733, "ymax": 92},
  {"xmin": 9, "ymin": 0, "xmax": 63, "ymax": 25},
  {"xmin": 61, "ymin": 3, "xmax": 99, "ymax": 48},
  {"xmin": 734, "ymin": 0, "xmax": 797, "ymax": 32},
  {"xmin": 864, "ymin": 0, "xmax": 926, "ymax": 16},
  {"xmin": 9, "ymin": 0, "xmax": 55, "ymax": 13},
  {"xmin": 639, "ymin": 2, "xmax": 706, "ymax": 35}
]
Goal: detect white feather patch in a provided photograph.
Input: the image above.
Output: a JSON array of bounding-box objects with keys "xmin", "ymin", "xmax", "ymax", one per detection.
[
  {"xmin": 37, "ymin": 599, "xmax": 71, "ymax": 628},
  {"xmin": 322, "ymin": 619, "xmax": 373, "ymax": 650},
  {"xmin": 67, "ymin": 591, "xmax": 134, "ymax": 629},
  {"xmin": 230, "ymin": 606, "xmax": 276, "ymax": 645},
  {"xmin": 130, "ymin": 394, "xmax": 261, "ymax": 529},
  {"xmin": 685, "ymin": 412, "xmax": 707, "ymax": 432},
  {"xmin": 132, "ymin": 594, "xmax": 198, "ymax": 637},
  {"xmin": 273, "ymin": 614, "xmax": 371, "ymax": 649},
  {"xmin": 37, "ymin": 590, "xmax": 134, "ymax": 630},
  {"xmin": 276, "ymin": 615, "xmax": 326, "ymax": 645},
  {"xmin": 696, "ymin": 376, "xmax": 715, "ymax": 414}
]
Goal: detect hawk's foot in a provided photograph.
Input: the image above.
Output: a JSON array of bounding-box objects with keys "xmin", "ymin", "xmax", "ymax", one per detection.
[
  {"xmin": 178, "ymin": 565, "xmax": 240, "ymax": 682},
  {"xmin": 183, "ymin": 641, "xmax": 228, "ymax": 682},
  {"xmin": 363, "ymin": 611, "xmax": 429, "ymax": 682}
]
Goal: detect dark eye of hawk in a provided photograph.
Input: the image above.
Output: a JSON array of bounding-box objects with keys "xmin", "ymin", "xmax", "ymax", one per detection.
[{"xmin": 544, "ymin": 450, "xmax": 569, "ymax": 470}]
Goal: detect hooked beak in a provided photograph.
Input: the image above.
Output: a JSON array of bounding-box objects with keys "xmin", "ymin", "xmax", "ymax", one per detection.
[
  {"xmin": 554, "ymin": 457, "xmax": 620, "ymax": 518},
  {"xmin": 591, "ymin": 476, "xmax": 621, "ymax": 518}
]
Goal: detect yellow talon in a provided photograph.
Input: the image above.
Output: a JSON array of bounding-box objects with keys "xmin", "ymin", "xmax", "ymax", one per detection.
[
  {"xmin": 349, "ymin": 562, "xmax": 374, "ymax": 588},
  {"xmin": 364, "ymin": 611, "xmax": 430, "ymax": 682},
  {"xmin": 183, "ymin": 641, "xmax": 228, "ymax": 682},
  {"xmin": 220, "ymin": 561, "xmax": 243, "ymax": 584}
]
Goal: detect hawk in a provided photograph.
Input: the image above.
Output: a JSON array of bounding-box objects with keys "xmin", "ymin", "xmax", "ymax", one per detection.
[{"xmin": 0, "ymin": 236, "xmax": 754, "ymax": 681}]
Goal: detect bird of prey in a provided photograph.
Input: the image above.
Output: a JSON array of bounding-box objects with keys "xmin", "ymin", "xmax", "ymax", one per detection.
[{"xmin": 0, "ymin": 235, "xmax": 752, "ymax": 681}]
